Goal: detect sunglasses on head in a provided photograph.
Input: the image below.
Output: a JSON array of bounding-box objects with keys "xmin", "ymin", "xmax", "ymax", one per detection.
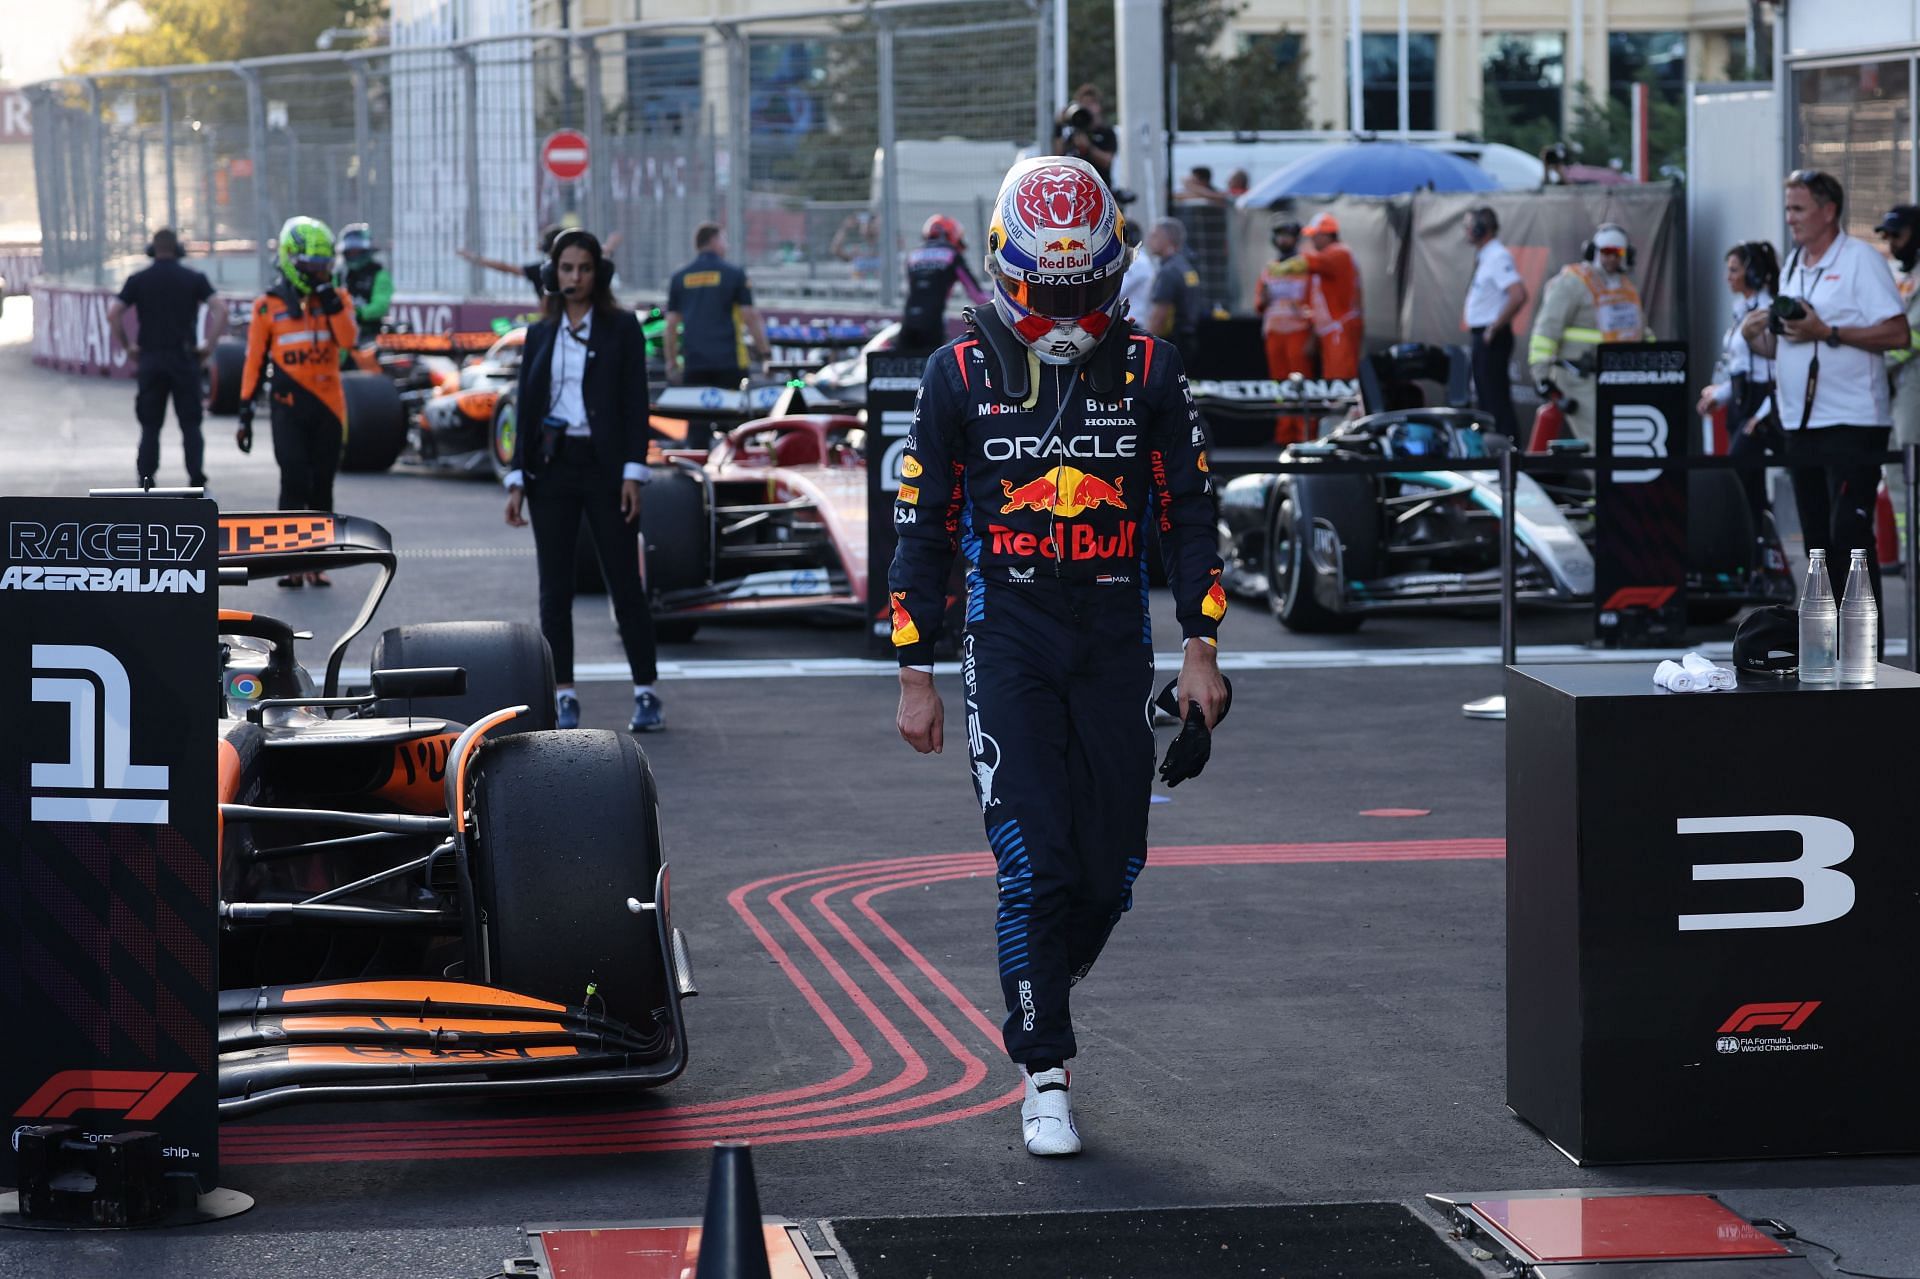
[{"xmin": 1788, "ymin": 169, "xmax": 1844, "ymax": 206}]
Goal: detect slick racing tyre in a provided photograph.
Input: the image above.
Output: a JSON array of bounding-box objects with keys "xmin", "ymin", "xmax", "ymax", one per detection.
[
  {"xmin": 1687, "ymin": 469, "xmax": 1755, "ymax": 623},
  {"xmin": 490, "ymin": 388, "xmax": 518, "ymax": 484},
  {"xmin": 340, "ymin": 371, "xmax": 408, "ymax": 473},
  {"xmin": 371, "ymin": 620, "xmax": 557, "ymax": 732},
  {"xmin": 1267, "ymin": 495, "xmax": 1363, "ymax": 633},
  {"xmin": 471, "ymin": 730, "xmax": 670, "ymax": 1037},
  {"xmin": 206, "ymin": 337, "xmax": 248, "ymax": 415},
  {"xmin": 638, "ymin": 466, "xmax": 710, "ymax": 596}
]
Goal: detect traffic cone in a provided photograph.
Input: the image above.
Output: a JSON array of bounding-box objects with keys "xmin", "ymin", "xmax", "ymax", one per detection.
[{"xmin": 693, "ymin": 1141, "xmax": 772, "ymax": 1279}]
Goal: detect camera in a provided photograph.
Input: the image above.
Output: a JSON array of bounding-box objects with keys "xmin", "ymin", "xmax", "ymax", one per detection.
[
  {"xmin": 1056, "ymin": 103, "xmax": 1094, "ymax": 139},
  {"xmin": 1768, "ymin": 295, "xmax": 1807, "ymax": 335}
]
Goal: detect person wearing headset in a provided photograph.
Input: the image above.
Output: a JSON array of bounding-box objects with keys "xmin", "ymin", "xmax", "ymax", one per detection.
[
  {"xmin": 890, "ymin": 156, "xmax": 1227, "ymax": 1159},
  {"xmin": 1527, "ymin": 222, "xmax": 1652, "ymax": 444},
  {"xmin": 1461, "ymin": 207, "xmax": 1527, "ymax": 438},
  {"xmin": 108, "ymin": 228, "xmax": 228, "ymax": 490},
  {"xmin": 236, "ymin": 217, "xmax": 357, "ymax": 587},
  {"xmin": 1699, "ymin": 241, "xmax": 1781, "ymax": 538},
  {"xmin": 501, "ymin": 229, "xmax": 664, "ymax": 734}
]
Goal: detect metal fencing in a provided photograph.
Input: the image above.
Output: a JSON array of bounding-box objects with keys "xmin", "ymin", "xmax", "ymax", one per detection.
[{"xmin": 29, "ymin": 0, "xmax": 1053, "ymax": 309}]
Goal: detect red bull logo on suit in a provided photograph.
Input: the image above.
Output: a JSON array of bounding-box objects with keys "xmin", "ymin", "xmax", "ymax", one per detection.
[{"xmin": 998, "ymin": 466, "xmax": 1126, "ymax": 517}]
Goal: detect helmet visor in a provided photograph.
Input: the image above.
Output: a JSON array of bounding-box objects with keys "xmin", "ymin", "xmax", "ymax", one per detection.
[{"xmin": 1000, "ymin": 267, "xmax": 1122, "ymax": 321}]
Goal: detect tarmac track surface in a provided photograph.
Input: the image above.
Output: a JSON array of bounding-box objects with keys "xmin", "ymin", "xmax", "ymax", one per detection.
[{"xmin": 1, "ymin": 304, "xmax": 1917, "ymax": 1278}]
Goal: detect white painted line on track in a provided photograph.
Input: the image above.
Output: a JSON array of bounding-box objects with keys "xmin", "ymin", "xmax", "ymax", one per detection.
[{"xmin": 337, "ymin": 638, "xmax": 1911, "ymax": 684}]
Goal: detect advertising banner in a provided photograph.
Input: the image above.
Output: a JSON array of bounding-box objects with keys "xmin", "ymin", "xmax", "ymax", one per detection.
[
  {"xmin": 0, "ymin": 496, "xmax": 220, "ymax": 1189},
  {"xmin": 1508, "ymin": 664, "xmax": 1920, "ymax": 1162},
  {"xmin": 1593, "ymin": 341, "xmax": 1689, "ymax": 647}
]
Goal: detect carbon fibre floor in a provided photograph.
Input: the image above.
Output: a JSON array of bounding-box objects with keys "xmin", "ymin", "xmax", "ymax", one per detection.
[{"xmin": 2, "ymin": 317, "xmax": 1918, "ymax": 1279}]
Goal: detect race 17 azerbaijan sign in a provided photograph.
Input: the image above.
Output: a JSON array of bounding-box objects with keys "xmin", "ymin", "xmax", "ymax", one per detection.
[{"xmin": 0, "ymin": 496, "xmax": 221, "ymax": 1190}]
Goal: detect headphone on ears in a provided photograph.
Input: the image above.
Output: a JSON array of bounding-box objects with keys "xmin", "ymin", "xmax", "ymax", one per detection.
[
  {"xmin": 540, "ymin": 228, "xmax": 602, "ymax": 295},
  {"xmin": 1581, "ymin": 223, "xmax": 1636, "ymax": 269},
  {"xmin": 1735, "ymin": 242, "xmax": 1772, "ymax": 294},
  {"xmin": 1467, "ymin": 208, "xmax": 1496, "ymax": 242},
  {"xmin": 145, "ymin": 231, "xmax": 186, "ymax": 259}
]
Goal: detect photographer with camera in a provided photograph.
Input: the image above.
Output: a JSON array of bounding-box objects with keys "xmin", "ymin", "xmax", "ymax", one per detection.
[
  {"xmin": 1741, "ymin": 171, "xmax": 1910, "ymax": 619},
  {"xmin": 1051, "ymin": 84, "xmax": 1117, "ymax": 186}
]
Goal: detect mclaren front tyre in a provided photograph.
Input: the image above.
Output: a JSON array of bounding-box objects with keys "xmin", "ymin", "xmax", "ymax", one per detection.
[{"xmin": 470, "ymin": 729, "xmax": 673, "ymax": 1038}]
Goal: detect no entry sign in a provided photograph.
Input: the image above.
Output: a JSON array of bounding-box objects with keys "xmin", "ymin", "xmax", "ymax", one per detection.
[{"xmin": 541, "ymin": 129, "xmax": 590, "ymax": 183}]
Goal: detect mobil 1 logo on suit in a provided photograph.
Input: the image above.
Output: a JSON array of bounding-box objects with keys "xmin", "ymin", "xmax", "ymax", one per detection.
[
  {"xmin": 1593, "ymin": 342, "xmax": 1688, "ymax": 647},
  {"xmin": 0, "ymin": 496, "xmax": 220, "ymax": 1188}
]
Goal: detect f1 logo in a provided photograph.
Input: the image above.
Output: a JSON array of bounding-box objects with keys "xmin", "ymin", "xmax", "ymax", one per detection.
[
  {"xmin": 15, "ymin": 1070, "xmax": 195, "ymax": 1121},
  {"xmin": 1612, "ymin": 404, "xmax": 1669, "ymax": 483},
  {"xmin": 1677, "ymin": 815, "xmax": 1855, "ymax": 931},
  {"xmin": 1718, "ymin": 1001, "xmax": 1821, "ymax": 1034},
  {"xmin": 29, "ymin": 644, "xmax": 170, "ymax": 824}
]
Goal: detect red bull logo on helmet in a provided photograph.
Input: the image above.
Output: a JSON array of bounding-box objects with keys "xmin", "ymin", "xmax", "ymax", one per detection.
[
  {"xmin": 1035, "ymin": 225, "xmax": 1094, "ymax": 273},
  {"xmin": 999, "ymin": 466, "xmax": 1126, "ymax": 517}
]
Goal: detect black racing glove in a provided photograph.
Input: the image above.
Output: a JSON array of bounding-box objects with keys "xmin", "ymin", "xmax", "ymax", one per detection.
[
  {"xmin": 312, "ymin": 282, "xmax": 344, "ymax": 315},
  {"xmin": 236, "ymin": 403, "xmax": 254, "ymax": 454},
  {"xmin": 1153, "ymin": 676, "xmax": 1233, "ymax": 788}
]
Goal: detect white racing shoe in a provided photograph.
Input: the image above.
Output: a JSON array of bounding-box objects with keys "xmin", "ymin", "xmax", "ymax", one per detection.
[{"xmin": 1021, "ymin": 1066, "xmax": 1081, "ymax": 1157}]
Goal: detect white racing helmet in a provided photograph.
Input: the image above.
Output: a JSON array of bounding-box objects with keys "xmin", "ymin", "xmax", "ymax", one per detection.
[{"xmin": 985, "ymin": 156, "xmax": 1130, "ymax": 365}]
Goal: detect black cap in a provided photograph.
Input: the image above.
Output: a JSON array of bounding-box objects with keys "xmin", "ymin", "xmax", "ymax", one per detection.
[
  {"xmin": 1732, "ymin": 605, "xmax": 1799, "ymax": 681},
  {"xmin": 1271, "ymin": 217, "xmax": 1301, "ymax": 236},
  {"xmin": 1879, "ymin": 205, "xmax": 1920, "ymax": 237}
]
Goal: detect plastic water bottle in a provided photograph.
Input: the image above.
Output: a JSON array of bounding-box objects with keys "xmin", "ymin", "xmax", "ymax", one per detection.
[
  {"xmin": 1798, "ymin": 549, "xmax": 1837, "ymax": 685},
  {"xmin": 1839, "ymin": 548, "xmax": 1878, "ymax": 685}
]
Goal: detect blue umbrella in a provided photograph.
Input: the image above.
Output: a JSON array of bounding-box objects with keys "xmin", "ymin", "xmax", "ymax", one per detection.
[{"xmin": 1236, "ymin": 142, "xmax": 1499, "ymax": 206}]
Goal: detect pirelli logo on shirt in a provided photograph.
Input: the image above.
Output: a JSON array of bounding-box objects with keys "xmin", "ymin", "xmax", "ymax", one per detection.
[{"xmin": 681, "ymin": 271, "xmax": 722, "ymax": 288}]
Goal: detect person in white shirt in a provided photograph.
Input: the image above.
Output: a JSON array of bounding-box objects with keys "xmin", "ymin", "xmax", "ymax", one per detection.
[
  {"xmin": 1461, "ymin": 207, "xmax": 1527, "ymax": 436},
  {"xmin": 1742, "ymin": 169, "xmax": 1911, "ymax": 617},
  {"xmin": 1116, "ymin": 220, "xmax": 1156, "ymax": 331},
  {"xmin": 1699, "ymin": 241, "xmax": 1780, "ymax": 538}
]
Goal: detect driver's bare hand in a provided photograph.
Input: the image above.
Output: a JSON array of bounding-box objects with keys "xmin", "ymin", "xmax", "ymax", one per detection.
[
  {"xmin": 897, "ymin": 671, "xmax": 944, "ymax": 754},
  {"xmin": 505, "ymin": 487, "xmax": 528, "ymax": 527},
  {"xmin": 1177, "ymin": 642, "xmax": 1228, "ymax": 729}
]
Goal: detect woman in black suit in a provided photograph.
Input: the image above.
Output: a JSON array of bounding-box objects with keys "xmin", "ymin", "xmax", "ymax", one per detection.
[{"xmin": 503, "ymin": 228, "xmax": 663, "ymax": 732}]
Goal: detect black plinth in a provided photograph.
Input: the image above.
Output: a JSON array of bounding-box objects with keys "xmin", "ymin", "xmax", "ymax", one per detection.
[{"xmin": 1506, "ymin": 663, "xmax": 1920, "ymax": 1164}]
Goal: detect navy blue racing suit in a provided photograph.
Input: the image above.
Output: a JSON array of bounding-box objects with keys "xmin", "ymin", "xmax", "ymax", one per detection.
[{"xmin": 888, "ymin": 320, "xmax": 1226, "ymax": 1065}]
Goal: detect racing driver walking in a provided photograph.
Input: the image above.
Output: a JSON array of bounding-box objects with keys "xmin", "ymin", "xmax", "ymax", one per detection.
[{"xmin": 890, "ymin": 156, "xmax": 1229, "ymax": 1157}]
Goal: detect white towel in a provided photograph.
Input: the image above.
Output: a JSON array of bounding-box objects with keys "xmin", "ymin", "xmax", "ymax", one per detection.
[
  {"xmin": 1655, "ymin": 659, "xmax": 1704, "ymax": 692},
  {"xmin": 1681, "ymin": 651, "xmax": 1737, "ymax": 690}
]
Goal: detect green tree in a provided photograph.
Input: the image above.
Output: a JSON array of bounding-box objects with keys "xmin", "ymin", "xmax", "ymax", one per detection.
[
  {"xmin": 70, "ymin": 0, "xmax": 385, "ymax": 71},
  {"xmin": 1479, "ymin": 36, "xmax": 1562, "ymax": 158},
  {"xmin": 1566, "ymin": 76, "xmax": 1687, "ymax": 179},
  {"xmin": 1063, "ymin": 0, "xmax": 1310, "ymax": 132}
]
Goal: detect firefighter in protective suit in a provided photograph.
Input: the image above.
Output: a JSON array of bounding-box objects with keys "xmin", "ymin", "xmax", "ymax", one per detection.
[{"xmin": 1527, "ymin": 223, "xmax": 1652, "ymax": 443}]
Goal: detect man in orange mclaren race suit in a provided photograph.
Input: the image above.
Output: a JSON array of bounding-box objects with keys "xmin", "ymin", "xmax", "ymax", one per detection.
[
  {"xmin": 890, "ymin": 156, "xmax": 1229, "ymax": 1158},
  {"xmin": 237, "ymin": 216, "xmax": 357, "ymax": 585}
]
